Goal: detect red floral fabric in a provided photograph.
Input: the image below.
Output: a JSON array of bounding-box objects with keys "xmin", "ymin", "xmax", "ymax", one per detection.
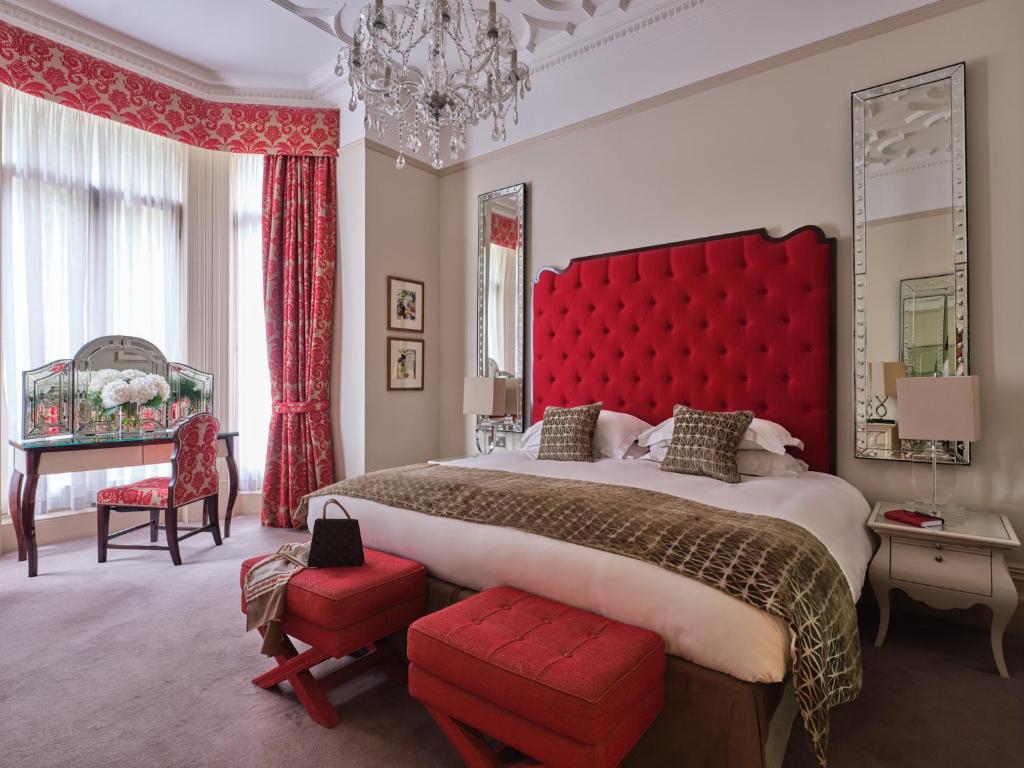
[
  {"xmin": 95, "ymin": 413, "xmax": 220, "ymax": 508},
  {"xmin": 97, "ymin": 477, "xmax": 170, "ymax": 508},
  {"xmin": 172, "ymin": 413, "xmax": 221, "ymax": 505},
  {"xmin": 0, "ymin": 20, "xmax": 338, "ymax": 156},
  {"xmin": 491, "ymin": 212, "xmax": 519, "ymax": 249},
  {"xmin": 261, "ymin": 155, "xmax": 337, "ymax": 528}
]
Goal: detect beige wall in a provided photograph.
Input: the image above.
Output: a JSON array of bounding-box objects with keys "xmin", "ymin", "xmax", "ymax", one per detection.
[
  {"xmin": 334, "ymin": 143, "xmax": 441, "ymax": 478},
  {"xmin": 336, "ymin": 142, "xmax": 367, "ymax": 478},
  {"xmin": 438, "ymin": 0, "xmax": 1024, "ymax": 563},
  {"xmin": 363, "ymin": 148, "xmax": 441, "ymax": 471}
]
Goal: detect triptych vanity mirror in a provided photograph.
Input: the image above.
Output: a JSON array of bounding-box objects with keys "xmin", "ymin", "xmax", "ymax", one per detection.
[
  {"xmin": 852, "ymin": 63, "xmax": 969, "ymax": 463},
  {"xmin": 476, "ymin": 183, "xmax": 527, "ymax": 433}
]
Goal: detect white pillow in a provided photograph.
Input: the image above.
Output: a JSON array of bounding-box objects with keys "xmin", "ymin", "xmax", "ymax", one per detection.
[
  {"xmin": 521, "ymin": 410, "xmax": 652, "ymax": 459},
  {"xmin": 736, "ymin": 450, "xmax": 808, "ymax": 477},
  {"xmin": 740, "ymin": 419, "xmax": 804, "ymax": 455},
  {"xmin": 642, "ymin": 444, "xmax": 807, "ymax": 477},
  {"xmin": 638, "ymin": 415, "xmax": 803, "ymax": 456},
  {"xmin": 623, "ymin": 443, "xmax": 651, "ymax": 460},
  {"xmin": 641, "ymin": 443, "xmax": 669, "ymax": 462}
]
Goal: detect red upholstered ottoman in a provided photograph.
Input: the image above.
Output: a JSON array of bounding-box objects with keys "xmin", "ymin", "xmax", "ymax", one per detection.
[
  {"xmin": 240, "ymin": 549, "xmax": 426, "ymax": 728},
  {"xmin": 408, "ymin": 586, "xmax": 666, "ymax": 768}
]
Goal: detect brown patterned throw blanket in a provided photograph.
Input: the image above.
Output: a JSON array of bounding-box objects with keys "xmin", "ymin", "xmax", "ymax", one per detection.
[{"xmin": 295, "ymin": 464, "xmax": 861, "ymax": 766}]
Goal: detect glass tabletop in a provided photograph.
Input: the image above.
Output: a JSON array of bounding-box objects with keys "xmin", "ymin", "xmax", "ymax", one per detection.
[{"xmin": 10, "ymin": 430, "xmax": 238, "ymax": 451}]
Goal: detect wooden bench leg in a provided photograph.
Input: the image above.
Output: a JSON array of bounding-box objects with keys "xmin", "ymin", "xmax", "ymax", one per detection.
[
  {"xmin": 251, "ymin": 633, "xmax": 403, "ymax": 729},
  {"xmin": 424, "ymin": 705, "xmax": 507, "ymax": 768},
  {"xmin": 149, "ymin": 509, "xmax": 159, "ymax": 543},
  {"xmin": 252, "ymin": 632, "xmax": 339, "ymax": 728}
]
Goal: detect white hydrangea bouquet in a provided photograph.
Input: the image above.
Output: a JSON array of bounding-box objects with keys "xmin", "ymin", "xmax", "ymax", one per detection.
[{"xmin": 88, "ymin": 368, "xmax": 170, "ymax": 434}]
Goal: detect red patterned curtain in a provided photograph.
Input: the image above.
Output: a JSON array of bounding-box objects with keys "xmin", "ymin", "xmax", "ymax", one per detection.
[
  {"xmin": 261, "ymin": 155, "xmax": 337, "ymax": 527},
  {"xmin": 491, "ymin": 212, "xmax": 519, "ymax": 249}
]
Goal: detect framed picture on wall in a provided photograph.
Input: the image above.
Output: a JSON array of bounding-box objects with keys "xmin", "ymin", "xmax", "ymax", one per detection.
[
  {"xmin": 387, "ymin": 337, "xmax": 424, "ymax": 391},
  {"xmin": 387, "ymin": 276, "xmax": 424, "ymax": 333}
]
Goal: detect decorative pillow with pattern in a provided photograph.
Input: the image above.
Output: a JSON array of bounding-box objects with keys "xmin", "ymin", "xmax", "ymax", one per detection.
[
  {"xmin": 537, "ymin": 403, "xmax": 603, "ymax": 461},
  {"xmin": 660, "ymin": 405, "xmax": 754, "ymax": 483}
]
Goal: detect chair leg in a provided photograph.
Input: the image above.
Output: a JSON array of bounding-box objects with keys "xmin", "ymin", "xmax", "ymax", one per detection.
[
  {"xmin": 206, "ymin": 495, "xmax": 223, "ymax": 546},
  {"xmin": 165, "ymin": 506, "xmax": 183, "ymax": 566},
  {"xmin": 97, "ymin": 504, "xmax": 110, "ymax": 563},
  {"xmin": 149, "ymin": 509, "xmax": 159, "ymax": 543}
]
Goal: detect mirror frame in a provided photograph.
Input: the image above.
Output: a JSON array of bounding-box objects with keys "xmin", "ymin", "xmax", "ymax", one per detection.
[
  {"xmin": 476, "ymin": 182, "xmax": 528, "ymax": 433},
  {"xmin": 852, "ymin": 62, "xmax": 969, "ymax": 463}
]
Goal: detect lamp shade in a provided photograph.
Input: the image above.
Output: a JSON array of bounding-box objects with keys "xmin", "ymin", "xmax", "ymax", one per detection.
[
  {"xmin": 503, "ymin": 377, "xmax": 521, "ymax": 415},
  {"xmin": 463, "ymin": 377, "xmax": 507, "ymax": 417},
  {"xmin": 870, "ymin": 361, "xmax": 906, "ymax": 399},
  {"xmin": 896, "ymin": 375, "xmax": 980, "ymax": 442}
]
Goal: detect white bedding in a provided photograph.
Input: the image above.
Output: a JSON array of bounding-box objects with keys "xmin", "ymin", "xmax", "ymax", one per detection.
[{"xmin": 307, "ymin": 452, "xmax": 873, "ymax": 684}]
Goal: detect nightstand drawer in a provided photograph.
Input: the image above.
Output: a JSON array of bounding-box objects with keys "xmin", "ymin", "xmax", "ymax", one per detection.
[{"xmin": 890, "ymin": 538, "xmax": 992, "ymax": 596}]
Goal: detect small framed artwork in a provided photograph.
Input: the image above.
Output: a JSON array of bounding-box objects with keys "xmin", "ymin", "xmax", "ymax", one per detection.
[
  {"xmin": 387, "ymin": 337, "xmax": 424, "ymax": 391},
  {"xmin": 387, "ymin": 276, "xmax": 424, "ymax": 333}
]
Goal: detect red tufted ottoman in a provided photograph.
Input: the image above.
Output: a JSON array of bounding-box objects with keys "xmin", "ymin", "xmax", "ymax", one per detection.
[
  {"xmin": 240, "ymin": 549, "xmax": 426, "ymax": 727},
  {"xmin": 408, "ymin": 586, "xmax": 666, "ymax": 767}
]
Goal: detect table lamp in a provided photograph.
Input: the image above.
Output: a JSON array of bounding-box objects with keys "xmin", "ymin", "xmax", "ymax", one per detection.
[
  {"xmin": 896, "ymin": 375, "xmax": 980, "ymax": 515},
  {"xmin": 463, "ymin": 377, "xmax": 507, "ymax": 454}
]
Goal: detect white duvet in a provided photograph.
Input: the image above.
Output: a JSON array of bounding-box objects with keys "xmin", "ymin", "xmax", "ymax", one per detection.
[{"xmin": 307, "ymin": 452, "xmax": 873, "ymax": 683}]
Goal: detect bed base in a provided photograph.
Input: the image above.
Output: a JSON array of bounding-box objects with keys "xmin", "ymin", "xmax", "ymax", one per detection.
[{"xmin": 423, "ymin": 577, "xmax": 795, "ymax": 768}]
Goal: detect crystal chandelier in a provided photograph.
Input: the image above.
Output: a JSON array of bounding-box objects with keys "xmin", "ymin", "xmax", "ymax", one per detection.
[{"xmin": 335, "ymin": 0, "xmax": 531, "ymax": 169}]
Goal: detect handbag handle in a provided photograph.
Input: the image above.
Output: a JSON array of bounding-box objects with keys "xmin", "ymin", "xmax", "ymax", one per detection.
[{"xmin": 322, "ymin": 498, "xmax": 352, "ymax": 521}]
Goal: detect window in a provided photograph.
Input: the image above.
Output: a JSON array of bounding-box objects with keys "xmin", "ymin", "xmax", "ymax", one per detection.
[
  {"xmin": 230, "ymin": 154, "xmax": 270, "ymax": 491},
  {"xmin": 0, "ymin": 86, "xmax": 185, "ymax": 512}
]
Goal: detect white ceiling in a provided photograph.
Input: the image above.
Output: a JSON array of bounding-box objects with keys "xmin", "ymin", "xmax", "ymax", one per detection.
[
  {"xmin": 41, "ymin": 0, "xmax": 340, "ymax": 81},
  {"xmin": 0, "ymin": 0, "xmax": 950, "ymax": 163}
]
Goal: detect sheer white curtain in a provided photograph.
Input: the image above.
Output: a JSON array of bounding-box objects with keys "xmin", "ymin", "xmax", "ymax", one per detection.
[
  {"xmin": 0, "ymin": 86, "xmax": 185, "ymax": 512},
  {"xmin": 229, "ymin": 153, "xmax": 269, "ymax": 491},
  {"xmin": 486, "ymin": 243, "xmax": 517, "ymax": 373}
]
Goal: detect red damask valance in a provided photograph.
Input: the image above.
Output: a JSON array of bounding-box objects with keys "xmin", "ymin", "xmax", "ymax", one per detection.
[
  {"xmin": 490, "ymin": 212, "xmax": 519, "ymax": 249},
  {"xmin": 0, "ymin": 21, "xmax": 339, "ymax": 157}
]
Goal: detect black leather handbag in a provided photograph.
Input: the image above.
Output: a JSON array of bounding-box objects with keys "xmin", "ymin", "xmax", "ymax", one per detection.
[{"xmin": 308, "ymin": 499, "xmax": 364, "ymax": 568}]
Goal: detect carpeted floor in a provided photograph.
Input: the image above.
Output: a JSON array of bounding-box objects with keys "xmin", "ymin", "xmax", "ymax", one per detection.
[{"xmin": 1, "ymin": 516, "xmax": 1022, "ymax": 768}]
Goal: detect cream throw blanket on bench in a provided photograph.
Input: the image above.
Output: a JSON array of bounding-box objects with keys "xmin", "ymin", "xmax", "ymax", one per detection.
[{"xmin": 243, "ymin": 541, "xmax": 310, "ymax": 656}]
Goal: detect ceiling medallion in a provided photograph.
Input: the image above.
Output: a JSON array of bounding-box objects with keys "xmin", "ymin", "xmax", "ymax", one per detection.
[{"xmin": 336, "ymin": 0, "xmax": 531, "ymax": 169}]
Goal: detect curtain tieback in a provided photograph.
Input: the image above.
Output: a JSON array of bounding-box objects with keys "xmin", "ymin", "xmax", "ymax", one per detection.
[{"xmin": 273, "ymin": 400, "xmax": 329, "ymax": 414}]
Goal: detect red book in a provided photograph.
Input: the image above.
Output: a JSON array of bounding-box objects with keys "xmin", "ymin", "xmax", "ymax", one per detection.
[{"xmin": 884, "ymin": 509, "xmax": 944, "ymax": 528}]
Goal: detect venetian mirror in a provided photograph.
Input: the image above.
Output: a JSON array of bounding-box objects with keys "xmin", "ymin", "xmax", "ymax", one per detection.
[
  {"xmin": 476, "ymin": 183, "xmax": 527, "ymax": 432},
  {"xmin": 852, "ymin": 63, "xmax": 968, "ymax": 463}
]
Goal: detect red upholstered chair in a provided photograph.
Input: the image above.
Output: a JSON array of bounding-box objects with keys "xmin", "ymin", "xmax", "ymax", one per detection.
[
  {"xmin": 408, "ymin": 586, "xmax": 666, "ymax": 768},
  {"xmin": 96, "ymin": 413, "xmax": 222, "ymax": 566}
]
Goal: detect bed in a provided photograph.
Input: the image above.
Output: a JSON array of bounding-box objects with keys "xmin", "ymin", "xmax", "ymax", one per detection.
[{"xmin": 306, "ymin": 226, "xmax": 872, "ymax": 767}]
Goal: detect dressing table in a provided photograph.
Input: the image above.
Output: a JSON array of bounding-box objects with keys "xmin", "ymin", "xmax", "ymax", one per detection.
[
  {"xmin": 8, "ymin": 431, "xmax": 239, "ymax": 577},
  {"xmin": 9, "ymin": 334, "xmax": 230, "ymax": 577}
]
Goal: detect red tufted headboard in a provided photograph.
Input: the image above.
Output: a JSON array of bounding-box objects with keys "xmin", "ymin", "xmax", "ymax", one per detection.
[{"xmin": 532, "ymin": 226, "xmax": 836, "ymax": 473}]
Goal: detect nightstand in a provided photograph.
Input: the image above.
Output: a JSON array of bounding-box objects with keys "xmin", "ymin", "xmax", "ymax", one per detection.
[{"xmin": 868, "ymin": 501, "xmax": 1020, "ymax": 677}]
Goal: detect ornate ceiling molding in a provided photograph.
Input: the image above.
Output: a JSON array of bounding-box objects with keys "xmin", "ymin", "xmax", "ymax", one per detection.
[
  {"xmin": 272, "ymin": 0, "xmax": 718, "ymax": 77},
  {"xmin": 530, "ymin": 0, "xmax": 709, "ymax": 75}
]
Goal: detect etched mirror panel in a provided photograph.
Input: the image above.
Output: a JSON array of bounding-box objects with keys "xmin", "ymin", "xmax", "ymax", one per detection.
[
  {"xmin": 20, "ymin": 336, "xmax": 215, "ymax": 442},
  {"xmin": 22, "ymin": 359, "xmax": 72, "ymax": 438},
  {"xmin": 168, "ymin": 363, "xmax": 215, "ymax": 425},
  {"xmin": 72, "ymin": 336, "xmax": 168, "ymax": 436},
  {"xmin": 852, "ymin": 64, "xmax": 968, "ymax": 463},
  {"xmin": 476, "ymin": 183, "xmax": 527, "ymax": 432}
]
